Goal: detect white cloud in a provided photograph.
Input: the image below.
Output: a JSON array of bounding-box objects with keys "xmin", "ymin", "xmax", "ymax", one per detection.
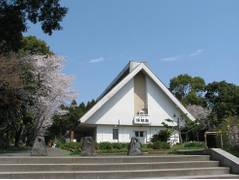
[
  {"xmin": 160, "ymin": 49, "xmax": 205, "ymax": 62},
  {"xmin": 160, "ymin": 55, "xmax": 181, "ymax": 62},
  {"xmin": 88, "ymin": 57, "xmax": 105, "ymax": 64},
  {"xmin": 189, "ymin": 49, "xmax": 205, "ymax": 57}
]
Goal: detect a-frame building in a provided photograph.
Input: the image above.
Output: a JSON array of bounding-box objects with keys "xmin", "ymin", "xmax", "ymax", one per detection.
[{"xmin": 79, "ymin": 61, "xmax": 195, "ymax": 144}]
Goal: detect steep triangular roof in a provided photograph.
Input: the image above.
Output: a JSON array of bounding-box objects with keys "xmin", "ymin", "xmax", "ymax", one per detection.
[{"xmin": 80, "ymin": 62, "xmax": 195, "ymax": 123}]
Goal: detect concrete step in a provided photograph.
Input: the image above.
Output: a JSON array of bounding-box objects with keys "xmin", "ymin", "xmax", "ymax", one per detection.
[
  {"xmin": 0, "ymin": 161, "xmax": 219, "ymax": 172},
  {"xmin": 174, "ymin": 174, "xmax": 239, "ymax": 179},
  {"xmin": 0, "ymin": 155, "xmax": 210, "ymax": 164},
  {"xmin": 0, "ymin": 167, "xmax": 230, "ymax": 179}
]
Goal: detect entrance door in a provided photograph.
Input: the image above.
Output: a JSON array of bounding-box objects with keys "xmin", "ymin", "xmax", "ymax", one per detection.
[{"xmin": 134, "ymin": 131, "xmax": 146, "ymax": 144}]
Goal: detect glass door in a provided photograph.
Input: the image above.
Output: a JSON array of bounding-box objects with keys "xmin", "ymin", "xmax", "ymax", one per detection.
[{"xmin": 134, "ymin": 131, "xmax": 146, "ymax": 144}]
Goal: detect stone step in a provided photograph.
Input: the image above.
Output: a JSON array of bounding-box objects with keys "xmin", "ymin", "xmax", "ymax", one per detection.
[
  {"xmin": 0, "ymin": 161, "xmax": 219, "ymax": 172},
  {"xmin": 174, "ymin": 174, "xmax": 239, "ymax": 179},
  {"xmin": 0, "ymin": 167, "xmax": 230, "ymax": 179},
  {"xmin": 0, "ymin": 155, "xmax": 210, "ymax": 164}
]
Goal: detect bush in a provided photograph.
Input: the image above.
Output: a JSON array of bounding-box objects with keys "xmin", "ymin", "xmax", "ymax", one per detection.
[
  {"xmin": 111, "ymin": 143, "xmax": 128, "ymax": 150},
  {"xmin": 97, "ymin": 142, "xmax": 128, "ymax": 150},
  {"xmin": 57, "ymin": 141, "xmax": 169, "ymax": 154},
  {"xmin": 57, "ymin": 142, "xmax": 81, "ymax": 152},
  {"xmin": 145, "ymin": 143, "xmax": 153, "ymax": 149},
  {"xmin": 151, "ymin": 130, "xmax": 172, "ymax": 142},
  {"xmin": 97, "ymin": 142, "xmax": 113, "ymax": 150},
  {"xmin": 97, "ymin": 149, "xmax": 128, "ymax": 153},
  {"xmin": 183, "ymin": 141, "xmax": 204, "ymax": 148},
  {"xmin": 152, "ymin": 141, "xmax": 170, "ymax": 149}
]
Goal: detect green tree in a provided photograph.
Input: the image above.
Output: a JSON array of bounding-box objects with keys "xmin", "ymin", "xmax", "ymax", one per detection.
[
  {"xmin": 0, "ymin": 0, "xmax": 67, "ymax": 53},
  {"xmin": 0, "ymin": 34, "xmax": 58, "ymax": 148},
  {"xmin": 0, "ymin": 54, "xmax": 37, "ymax": 147},
  {"xmin": 46, "ymin": 100, "xmax": 96, "ymax": 142},
  {"xmin": 169, "ymin": 74, "xmax": 206, "ymax": 106},
  {"xmin": 205, "ymin": 81, "xmax": 239, "ymax": 126},
  {"xmin": 19, "ymin": 36, "xmax": 53, "ymax": 55}
]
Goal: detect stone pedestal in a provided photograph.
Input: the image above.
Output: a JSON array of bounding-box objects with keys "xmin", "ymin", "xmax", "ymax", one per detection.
[
  {"xmin": 127, "ymin": 137, "xmax": 143, "ymax": 156},
  {"xmin": 80, "ymin": 136, "xmax": 96, "ymax": 156}
]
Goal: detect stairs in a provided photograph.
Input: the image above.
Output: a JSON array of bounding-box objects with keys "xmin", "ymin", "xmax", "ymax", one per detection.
[{"xmin": 0, "ymin": 155, "xmax": 238, "ymax": 179}]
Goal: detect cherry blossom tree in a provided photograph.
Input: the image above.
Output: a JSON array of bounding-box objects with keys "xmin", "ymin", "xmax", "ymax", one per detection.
[
  {"xmin": 186, "ymin": 104, "xmax": 211, "ymax": 129},
  {"xmin": 26, "ymin": 55, "xmax": 76, "ymax": 155}
]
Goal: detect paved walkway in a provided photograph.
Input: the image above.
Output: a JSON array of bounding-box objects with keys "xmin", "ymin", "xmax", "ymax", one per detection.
[{"xmin": 0, "ymin": 148, "xmax": 70, "ymax": 156}]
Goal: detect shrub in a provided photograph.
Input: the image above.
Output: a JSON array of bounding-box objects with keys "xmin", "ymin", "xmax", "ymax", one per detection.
[
  {"xmin": 152, "ymin": 141, "xmax": 170, "ymax": 149},
  {"xmin": 183, "ymin": 141, "xmax": 204, "ymax": 148},
  {"xmin": 57, "ymin": 142, "xmax": 81, "ymax": 152},
  {"xmin": 97, "ymin": 149, "xmax": 128, "ymax": 153},
  {"xmin": 97, "ymin": 142, "xmax": 129, "ymax": 150},
  {"xmin": 145, "ymin": 143, "xmax": 153, "ymax": 149},
  {"xmin": 151, "ymin": 129, "xmax": 172, "ymax": 142},
  {"xmin": 97, "ymin": 142, "xmax": 113, "ymax": 150},
  {"xmin": 111, "ymin": 143, "xmax": 128, "ymax": 150},
  {"xmin": 141, "ymin": 144, "xmax": 148, "ymax": 149},
  {"xmin": 55, "ymin": 138, "xmax": 66, "ymax": 147}
]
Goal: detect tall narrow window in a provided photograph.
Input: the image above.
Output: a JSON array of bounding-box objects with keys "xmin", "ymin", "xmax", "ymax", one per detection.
[{"xmin": 113, "ymin": 128, "xmax": 119, "ymax": 140}]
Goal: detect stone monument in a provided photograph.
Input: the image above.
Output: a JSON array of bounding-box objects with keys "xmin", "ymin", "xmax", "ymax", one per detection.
[
  {"xmin": 80, "ymin": 136, "xmax": 96, "ymax": 156},
  {"xmin": 31, "ymin": 136, "xmax": 47, "ymax": 156},
  {"xmin": 127, "ymin": 137, "xmax": 143, "ymax": 156}
]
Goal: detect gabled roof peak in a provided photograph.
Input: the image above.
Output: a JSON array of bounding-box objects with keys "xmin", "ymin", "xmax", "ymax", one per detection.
[
  {"xmin": 80, "ymin": 61, "xmax": 196, "ymax": 123},
  {"xmin": 129, "ymin": 61, "xmax": 148, "ymax": 72},
  {"xmin": 97, "ymin": 61, "xmax": 148, "ymax": 101}
]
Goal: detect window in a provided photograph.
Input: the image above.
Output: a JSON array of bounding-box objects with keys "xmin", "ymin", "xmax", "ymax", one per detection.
[
  {"xmin": 135, "ymin": 131, "xmax": 144, "ymax": 137},
  {"xmin": 140, "ymin": 131, "xmax": 144, "ymax": 137},
  {"xmin": 113, "ymin": 128, "xmax": 119, "ymax": 140}
]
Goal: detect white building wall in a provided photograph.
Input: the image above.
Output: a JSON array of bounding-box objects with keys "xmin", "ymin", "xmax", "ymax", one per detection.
[
  {"xmin": 86, "ymin": 73, "xmax": 184, "ymax": 144},
  {"xmin": 86, "ymin": 75, "xmax": 184, "ymax": 127},
  {"xmin": 96, "ymin": 125, "xmax": 164, "ymax": 143},
  {"xmin": 146, "ymin": 76, "xmax": 183, "ymax": 127},
  {"xmin": 87, "ymin": 79, "xmax": 134, "ymax": 126}
]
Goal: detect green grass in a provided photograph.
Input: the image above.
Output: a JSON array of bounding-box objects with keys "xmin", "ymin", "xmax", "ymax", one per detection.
[{"xmin": 170, "ymin": 141, "xmax": 206, "ymax": 154}]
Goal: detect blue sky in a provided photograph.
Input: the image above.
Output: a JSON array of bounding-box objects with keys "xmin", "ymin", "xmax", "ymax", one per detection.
[{"xmin": 26, "ymin": 0, "xmax": 239, "ymax": 103}]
